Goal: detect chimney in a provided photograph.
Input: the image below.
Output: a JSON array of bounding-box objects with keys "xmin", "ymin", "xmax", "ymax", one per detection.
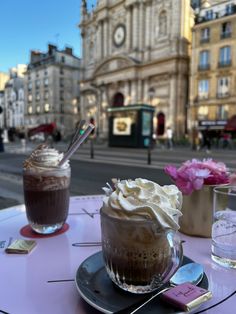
[
  {"xmin": 65, "ymin": 47, "xmax": 73, "ymax": 56},
  {"xmin": 48, "ymin": 44, "xmax": 57, "ymax": 55}
]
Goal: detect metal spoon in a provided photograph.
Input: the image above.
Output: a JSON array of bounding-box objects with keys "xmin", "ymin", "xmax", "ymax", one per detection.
[{"xmin": 116, "ymin": 262, "xmax": 204, "ymax": 314}]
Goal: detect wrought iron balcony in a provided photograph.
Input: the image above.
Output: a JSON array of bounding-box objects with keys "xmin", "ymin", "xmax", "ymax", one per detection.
[
  {"xmin": 198, "ymin": 64, "xmax": 210, "ymax": 71},
  {"xmin": 200, "ymin": 37, "xmax": 210, "ymax": 44},
  {"xmin": 221, "ymin": 32, "xmax": 232, "ymax": 39},
  {"xmin": 217, "ymin": 92, "xmax": 230, "ymax": 98},
  {"xmin": 218, "ymin": 60, "xmax": 231, "ymax": 67}
]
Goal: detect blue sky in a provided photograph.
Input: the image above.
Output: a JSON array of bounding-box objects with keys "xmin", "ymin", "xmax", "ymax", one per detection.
[{"xmin": 0, "ymin": 0, "xmax": 96, "ymax": 73}]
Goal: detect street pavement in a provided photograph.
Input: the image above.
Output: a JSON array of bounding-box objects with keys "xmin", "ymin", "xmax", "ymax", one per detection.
[{"xmin": 0, "ymin": 140, "xmax": 235, "ymax": 209}]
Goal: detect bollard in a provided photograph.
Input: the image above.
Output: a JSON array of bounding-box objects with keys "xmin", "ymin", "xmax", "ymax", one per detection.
[
  {"xmin": 90, "ymin": 138, "xmax": 94, "ymax": 159},
  {"xmin": 147, "ymin": 140, "xmax": 152, "ymax": 165}
]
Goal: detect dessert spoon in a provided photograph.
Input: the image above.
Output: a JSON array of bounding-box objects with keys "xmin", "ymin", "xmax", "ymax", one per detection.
[{"xmin": 116, "ymin": 262, "xmax": 204, "ymax": 314}]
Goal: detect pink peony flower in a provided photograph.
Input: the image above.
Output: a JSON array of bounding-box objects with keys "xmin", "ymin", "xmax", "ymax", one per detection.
[{"xmin": 164, "ymin": 158, "xmax": 229, "ymax": 195}]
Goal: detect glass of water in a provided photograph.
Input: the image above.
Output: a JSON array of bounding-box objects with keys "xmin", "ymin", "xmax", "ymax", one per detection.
[{"xmin": 212, "ymin": 186, "xmax": 236, "ymax": 268}]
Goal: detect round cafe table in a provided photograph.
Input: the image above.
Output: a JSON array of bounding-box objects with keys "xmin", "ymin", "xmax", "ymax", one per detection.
[{"xmin": 0, "ymin": 195, "xmax": 235, "ymax": 314}]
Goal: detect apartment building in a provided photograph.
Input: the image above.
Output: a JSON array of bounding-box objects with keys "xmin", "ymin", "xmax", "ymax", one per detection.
[
  {"xmin": 190, "ymin": 0, "xmax": 236, "ymax": 135},
  {"xmin": 0, "ymin": 72, "xmax": 9, "ymax": 91},
  {"xmin": 24, "ymin": 44, "xmax": 81, "ymax": 136}
]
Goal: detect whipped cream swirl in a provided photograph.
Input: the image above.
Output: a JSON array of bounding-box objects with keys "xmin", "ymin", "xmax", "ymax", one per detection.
[
  {"xmin": 24, "ymin": 144, "xmax": 69, "ymax": 170},
  {"xmin": 102, "ymin": 178, "xmax": 182, "ymax": 230}
]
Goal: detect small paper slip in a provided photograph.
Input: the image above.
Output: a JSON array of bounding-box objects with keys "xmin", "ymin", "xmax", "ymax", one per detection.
[{"xmin": 5, "ymin": 239, "xmax": 36, "ymax": 254}]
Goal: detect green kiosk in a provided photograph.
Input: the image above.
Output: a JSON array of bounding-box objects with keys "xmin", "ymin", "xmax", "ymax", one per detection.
[{"xmin": 107, "ymin": 104, "xmax": 154, "ymax": 148}]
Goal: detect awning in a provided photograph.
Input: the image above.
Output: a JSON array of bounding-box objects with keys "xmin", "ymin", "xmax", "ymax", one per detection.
[{"xmin": 224, "ymin": 115, "xmax": 236, "ymax": 131}]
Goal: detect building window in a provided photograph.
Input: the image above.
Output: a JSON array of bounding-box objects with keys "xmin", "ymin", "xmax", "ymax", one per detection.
[
  {"xmin": 28, "ymin": 82, "xmax": 32, "ymax": 91},
  {"xmin": 36, "ymin": 93, "xmax": 40, "ymax": 101},
  {"xmin": 198, "ymin": 106, "xmax": 209, "ymax": 120},
  {"xmin": 44, "ymin": 103, "xmax": 50, "ymax": 112},
  {"xmin": 60, "ymin": 91, "xmax": 64, "ymax": 100},
  {"xmin": 28, "ymin": 106, "xmax": 32, "ymax": 114},
  {"xmin": 61, "ymin": 56, "xmax": 65, "ymax": 63},
  {"xmin": 198, "ymin": 80, "xmax": 209, "ymax": 99},
  {"xmin": 221, "ymin": 22, "xmax": 231, "ymax": 39},
  {"xmin": 44, "ymin": 78, "xmax": 49, "ymax": 86},
  {"xmin": 60, "ymin": 78, "xmax": 64, "ymax": 87},
  {"xmin": 60, "ymin": 103, "xmax": 64, "ymax": 113},
  {"xmin": 217, "ymin": 105, "xmax": 229, "ymax": 120},
  {"xmin": 226, "ymin": 3, "xmax": 234, "ymax": 15},
  {"xmin": 60, "ymin": 68, "xmax": 64, "ymax": 75},
  {"xmin": 200, "ymin": 28, "xmax": 210, "ymax": 43},
  {"xmin": 205, "ymin": 10, "xmax": 213, "ymax": 20},
  {"xmin": 36, "ymin": 106, "xmax": 41, "ymax": 113},
  {"xmin": 217, "ymin": 77, "xmax": 230, "ymax": 98},
  {"xmin": 44, "ymin": 70, "xmax": 48, "ymax": 76},
  {"xmin": 44, "ymin": 91, "xmax": 49, "ymax": 100},
  {"xmin": 219, "ymin": 46, "xmax": 231, "ymax": 67},
  {"xmin": 36, "ymin": 79, "xmax": 40, "ymax": 88},
  {"xmin": 28, "ymin": 94, "xmax": 32, "ymax": 102},
  {"xmin": 199, "ymin": 50, "xmax": 210, "ymax": 70}
]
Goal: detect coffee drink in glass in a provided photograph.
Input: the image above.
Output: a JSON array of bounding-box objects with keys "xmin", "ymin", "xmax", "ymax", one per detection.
[
  {"xmin": 100, "ymin": 178, "xmax": 183, "ymax": 293},
  {"xmin": 23, "ymin": 144, "xmax": 70, "ymax": 234}
]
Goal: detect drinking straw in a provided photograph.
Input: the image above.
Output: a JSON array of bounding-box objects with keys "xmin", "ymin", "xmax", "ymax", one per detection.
[
  {"xmin": 68, "ymin": 119, "xmax": 86, "ymax": 151},
  {"xmin": 59, "ymin": 123, "xmax": 95, "ymax": 167}
]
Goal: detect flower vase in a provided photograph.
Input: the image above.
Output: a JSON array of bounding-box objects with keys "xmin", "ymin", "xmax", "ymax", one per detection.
[{"xmin": 179, "ymin": 185, "xmax": 216, "ymax": 238}]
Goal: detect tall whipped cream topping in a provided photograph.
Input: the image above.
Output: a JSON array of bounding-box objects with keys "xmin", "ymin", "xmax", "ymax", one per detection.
[
  {"xmin": 102, "ymin": 178, "xmax": 182, "ymax": 230},
  {"xmin": 23, "ymin": 144, "xmax": 69, "ymax": 170}
]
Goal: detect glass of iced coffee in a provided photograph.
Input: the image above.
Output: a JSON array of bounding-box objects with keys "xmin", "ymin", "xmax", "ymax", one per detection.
[
  {"xmin": 23, "ymin": 144, "xmax": 71, "ymax": 234},
  {"xmin": 100, "ymin": 178, "xmax": 183, "ymax": 294}
]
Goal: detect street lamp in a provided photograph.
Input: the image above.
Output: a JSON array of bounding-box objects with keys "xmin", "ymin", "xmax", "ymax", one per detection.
[{"xmin": 90, "ymin": 81, "xmax": 106, "ymax": 138}]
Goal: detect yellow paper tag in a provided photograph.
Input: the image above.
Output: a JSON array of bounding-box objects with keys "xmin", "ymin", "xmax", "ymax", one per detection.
[{"xmin": 5, "ymin": 239, "xmax": 36, "ymax": 254}]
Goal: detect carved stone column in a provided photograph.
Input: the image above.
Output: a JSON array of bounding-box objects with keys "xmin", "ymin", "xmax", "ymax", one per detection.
[
  {"xmin": 170, "ymin": 74, "xmax": 177, "ymax": 131},
  {"xmin": 133, "ymin": 3, "xmax": 139, "ymax": 50},
  {"xmin": 139, "ymin": 1, "xmax": 144, "ymax": 51},
  {"xmin": 144, "ymin": 79, "xmax": 150, "ymax": 104},
  {"xmin": 126, "ymin": 6, "xmax": 132, "ymax": 51},
  {"xmin": 124, "ymin": 80, "xmax": 130, "ymax": 105},
  {"xmin": 97, "ymin": 21, "xmax": 102, "ymax": 60},
  {"xmin": 81, "ymin": 28, "xmax": 86, "ymax": 67},
  {"xmin": 101, "ymin": 20, "xmax": 104, "ymax": 58},
  {"xmin": 145, "ymin": 1, "xmax": 152, "ymax": 61},
  {"xmin": 137, "ymin": 79, "xmax": 142, "ymax": 103},
  {"xmin": 131, "ymin": 80, "xmax": 138, "ymax": 103},
  {"xmin": 103, "ymin": 19, "xmax": 108, "ymax": 57}
]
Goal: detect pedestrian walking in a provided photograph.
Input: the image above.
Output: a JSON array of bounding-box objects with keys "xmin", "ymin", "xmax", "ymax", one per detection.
[
  {"xmin": 166, "ymin": 126, "xmax": 173, "ymax": 150},
  {"xmin": 201, "ymin": 127, "xmax": 211, "ymax": 153},
  {"xmin": 0, "ymin": 129, "xmax": 4, "ymax": 153}
]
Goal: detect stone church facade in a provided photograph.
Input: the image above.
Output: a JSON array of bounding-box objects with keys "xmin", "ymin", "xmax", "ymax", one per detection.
[{"xmin": 79, "ymin": 0, "xmax": 194, "ymax": 139}]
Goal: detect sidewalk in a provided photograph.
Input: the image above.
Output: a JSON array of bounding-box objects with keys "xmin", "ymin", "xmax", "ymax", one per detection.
[{"xmin": 0, "ymin": 197, "xmax": 20, "ymax": 210}]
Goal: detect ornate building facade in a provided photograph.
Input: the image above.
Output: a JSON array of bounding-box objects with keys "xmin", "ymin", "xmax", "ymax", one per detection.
[
  {"xmin": 79, "ymin": 0, "xmax": 194, "ymax": 139},
  {"xmin": 190, "ymin": 0, "xmax": 236, "ymax": 133}
]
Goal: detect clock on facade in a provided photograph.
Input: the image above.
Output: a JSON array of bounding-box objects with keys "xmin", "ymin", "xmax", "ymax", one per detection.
[{"xmin": 113, "ymin": 24, "xmax": 126, "ymax": 47}]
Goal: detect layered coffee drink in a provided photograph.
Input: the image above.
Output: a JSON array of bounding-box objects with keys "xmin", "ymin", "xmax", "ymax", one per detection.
[
  {"xmin": 100, "ymin": 178, "xmax": 183, "ymax": 293},
  {"xmin": 23, "ymin": 144, "xmax": 70, "ymax": 234}
]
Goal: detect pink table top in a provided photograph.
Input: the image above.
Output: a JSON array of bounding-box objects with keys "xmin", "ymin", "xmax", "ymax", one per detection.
[{"xmin": 0, "ymin": 195, "xmax": 235, "ymax": 314}]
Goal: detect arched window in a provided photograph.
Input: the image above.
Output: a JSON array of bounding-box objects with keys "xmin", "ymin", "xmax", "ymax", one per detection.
[
  {"xmin": 112, "ymin": 93, "xmax": 124, "ymax": 107},
  {"xmin": 157, "ymin": 112, "xmax": 165, "ymax": 136},
  {"xmin": 159, "ymin": 11, "xmax": 167, "ymax": 36}
]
